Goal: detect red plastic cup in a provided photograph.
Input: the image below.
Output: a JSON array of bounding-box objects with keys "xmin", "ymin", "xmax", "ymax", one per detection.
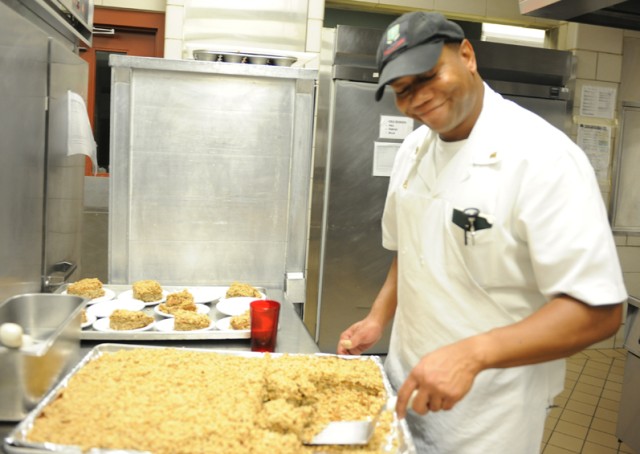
[{"xmin": 250, "ymin": 300, "xmax": 280, "ymax": 352}]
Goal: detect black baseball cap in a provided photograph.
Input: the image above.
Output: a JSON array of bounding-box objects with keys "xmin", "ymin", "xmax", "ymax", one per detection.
[{"xmin": 375, "ymin": 12, "xmax": 465, "ymax": 101}]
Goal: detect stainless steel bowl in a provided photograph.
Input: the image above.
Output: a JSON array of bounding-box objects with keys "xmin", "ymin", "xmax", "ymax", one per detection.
[
  {"xmin": 271, "ymin": 56, "xmax": 297, "ymax": 67},
  {"xmin": 221, "ymin": 52, "xmax": 246, "ymax": 63},
  {"xmin": 193, "ymin": 50, "xmax": 220, "ymax": 62},
  {"xmin": 0, "ymin": 293, "xmax": 86, "ymax": 421},
  {"xmin": 247, "ymin": 55, "xmax": 270, "ymax": 65}
]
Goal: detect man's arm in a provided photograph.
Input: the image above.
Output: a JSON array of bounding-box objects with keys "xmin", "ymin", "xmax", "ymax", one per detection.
[
  {"xmin": 477, "ymin": 294, "xmax": 622, "ymax": 366},
  {"xmin": 396, "ymin": 295, "xmax": 622, "ymax": 417}
]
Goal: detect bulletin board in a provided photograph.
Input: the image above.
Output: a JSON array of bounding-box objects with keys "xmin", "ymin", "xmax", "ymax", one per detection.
[{"xmin": 611, "ymin": 103, "xmax": 640, "ymax": 233}]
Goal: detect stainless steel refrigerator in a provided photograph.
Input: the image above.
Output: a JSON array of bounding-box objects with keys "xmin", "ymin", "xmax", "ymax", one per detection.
[
  {"xmin": 307, "ymin": 26, "xmax": 416, "ymax": 353},
  {"xmin": 0, "ymin": 0, "xmax": 92, "ymax": 302},
  {"xmin": 308, "ymin": 25, "xmax": 573, "ymax": 354}
]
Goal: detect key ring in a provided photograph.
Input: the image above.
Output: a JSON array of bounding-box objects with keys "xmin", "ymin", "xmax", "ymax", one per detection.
[
  {"xmin": 463, "ymin": 208, "xmax": 480, "ymax": 218},
  {"xmin": 463, "ymin": 208, "xmax": 480, "ymax": 246}
]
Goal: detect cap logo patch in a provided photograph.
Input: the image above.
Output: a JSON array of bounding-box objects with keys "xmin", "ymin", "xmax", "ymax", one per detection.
[
  {"xmin": 383, "ymin": 23, "xmax": 407, "ymax": 58},
  {"xmin": 383, "ymin": 37, "xmax": 406, "ymax": 57},
  {"xmin": 386, "ymin": 24, "xmax": 400, "ymax": 45}
]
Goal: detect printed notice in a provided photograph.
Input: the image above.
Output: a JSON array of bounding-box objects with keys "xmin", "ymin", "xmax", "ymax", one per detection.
[
  {"xmin": 379, "ymin": 116, "xmax": 414, "ymax": 139},
  {"xmin": 580, "ymin": 85, "xmax": 616, "ymax": 119},
  {"xmin": 577, "ymin": 123, "xmax": 612, "ymax": 181},
  {"xmin": 373, "ymin": 142, "xmax": 401, "ymax": 177}
]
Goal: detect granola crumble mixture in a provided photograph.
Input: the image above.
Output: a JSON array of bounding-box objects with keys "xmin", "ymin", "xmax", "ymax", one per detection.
[{"xmin": 27, "ymin": 349, "xmax": 397, "ymax": 453}]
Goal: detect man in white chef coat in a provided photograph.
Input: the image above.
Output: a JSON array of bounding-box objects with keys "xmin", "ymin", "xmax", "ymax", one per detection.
[{"xmin": 337, "ymin": 11, "xmax": 627, "ymax": 453}]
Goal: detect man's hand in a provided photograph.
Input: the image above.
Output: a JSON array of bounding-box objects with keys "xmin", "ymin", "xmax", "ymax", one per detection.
[
  {"xmin": 396, "ymin": 338, "xmax": 483, "ymax": 418},
  {"xmin": 337, "ymin": 317, "xmax": 385, "ymax": 355}
]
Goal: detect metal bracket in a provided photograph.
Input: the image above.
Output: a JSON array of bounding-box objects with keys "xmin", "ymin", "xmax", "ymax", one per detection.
[{"xmin": 43, "ymin": 260, "xmax": 77, "ymax": 293}]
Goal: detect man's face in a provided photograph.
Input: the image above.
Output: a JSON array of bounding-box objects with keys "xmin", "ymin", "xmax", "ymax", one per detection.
[{"xmin": 389, "ymin": 40, "xmax": 479, "ymax": 142}]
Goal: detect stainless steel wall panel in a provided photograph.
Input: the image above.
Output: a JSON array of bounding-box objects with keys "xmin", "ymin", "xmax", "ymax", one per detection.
[
  {"xmin": 0, "ymin": 3, "xmax": 48, "ymax": 301},
  {"xmin": 108, "ymin": 65, "xmax": 132, "ymax": 284},
  {"xmin": 304, "ymin": 28, "xmax": 335, "ymax": 338},
  {"xmin": 286, "ymin": 78, "xmax": 316, "ymax": 285},
  {"xmin": 108, "ymin": 56, "xmax": 316, "ymax": 291},
  {"xmin": 44, "ymin": 38, "xmax": 88, "ymax": 288}
]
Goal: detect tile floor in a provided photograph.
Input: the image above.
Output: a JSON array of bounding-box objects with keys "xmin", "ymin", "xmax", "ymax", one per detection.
[{"xmin": 542, "ymin": 348, "xmax": 636, "ymax": 454}]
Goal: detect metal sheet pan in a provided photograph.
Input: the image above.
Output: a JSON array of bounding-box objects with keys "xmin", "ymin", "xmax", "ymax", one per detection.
[
  {"xmin": 79, "ymin": 286, "xmax": 262, "ymax": 341},
  {"xmin": 4, "ymin": 344, "xmax": 416, "ymax": 454}
]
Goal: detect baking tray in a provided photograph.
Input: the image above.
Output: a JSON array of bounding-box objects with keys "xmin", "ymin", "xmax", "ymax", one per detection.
[
  {"xmin": 4, "ymin": 344, "xmax": 416, "ymax": 454},
  {"xmin": 78, "ymin": 286, "xmax": 263, "ymax": 341}
]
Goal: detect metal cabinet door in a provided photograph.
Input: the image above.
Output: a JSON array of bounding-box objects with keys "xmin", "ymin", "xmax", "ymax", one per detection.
[{"xmin": 316, "ymin": 80, "xmax": 411, "ymax": 354}]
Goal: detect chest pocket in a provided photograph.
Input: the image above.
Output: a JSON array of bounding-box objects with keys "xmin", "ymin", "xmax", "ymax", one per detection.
[
  {"xmin": 450, "ymin": 208, "xmax": 499, "ymax": 285},
  {"xmin": 446, "ymin": 164, "xmax": 507, "ymax": 288}
]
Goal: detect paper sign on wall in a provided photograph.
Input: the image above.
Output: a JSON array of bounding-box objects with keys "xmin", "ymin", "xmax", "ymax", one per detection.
[
  {"xmin": 577, "ymin": 123, "xmax": 612, "ymax": 182},
  {"xmin": 373, "ymin": 142, "xmax": 401, "ymax": 177},
  {"xmin": 379, "ymin": 115, "xmax": 413, "ymax": 139},
  {"xmin": 580, "ymin": 85, "xmax": 616, "ymax": 119}
]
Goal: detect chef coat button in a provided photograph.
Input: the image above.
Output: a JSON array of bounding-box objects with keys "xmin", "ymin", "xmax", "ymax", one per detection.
[
  {"xmin": 415, "ymin": 147, "xmax": 419, "ymax": 155},
  {"xmin": 419, "ymin": 255, "xmax": 425, "ymax": 265},
  {"xmin": 403, "ymin": 180, "xmax": 408, "ymax": 189}
]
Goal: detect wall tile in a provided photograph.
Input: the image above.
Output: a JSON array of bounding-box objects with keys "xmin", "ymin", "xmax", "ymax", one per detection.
[
  {"xmin": 597, "ymin": 53, "xmax": 622, "ymax": 83},
  {"xmin": 164, "ymin": 38, "xmax": 183, "ymax": 59},
  {"xmin": 385, "ymin": 0, "xmax": 435, "ymax": 11},
  {"xmin": 308, "ymin": 0, "xmax": 325, "ymax": 21},
  {"xmin": 622, "ymin": 272, "xmax": 640, "ymax": 297},
  {"xmin": 589, "ymin": 336, "xmax": 615, "ymax": 349},
  {"xmin": 627, "ymin": 236, "xmax": 640, "ymax": 246},
  {"xmin": 623, "ymin": 29, "xmax": 640, "ymax": 39},
  {"xmin": 563, "ymin": 22, "xmax": 580, "ymax": 50},
  {"xmin": 306, "ymin": 18, "xmax": 323, "ymax": 53},
  {"xmin": 619, "ymin": 244, "xmax": 640, "ymax": 271},
  {"xmin": 574, "ymin": 23, "xmax": 624, "ymax": 54},
  {"xmin": 614, "ymin": 234, "xmax": 628, "ymax": 246},
  {"xmin": 574, "ymin": 50, "xmax": 597, "ymax": 80},
  {"xmin": 434, "ymin": 0, "xmax": 486, "ymax": 17},
  {"xmin": 485, "ymin": 0, "xmax": 525, "ymax": 22},
  {"xmin": 165, "ymin": 5, "xmax": 184, "ymax": 40},
  {"xmin": 167, "ymin": 0, "xmax": 184, "ymax": 5}
]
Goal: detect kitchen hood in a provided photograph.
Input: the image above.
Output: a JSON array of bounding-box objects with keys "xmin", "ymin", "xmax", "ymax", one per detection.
[{"xmin": 519, "ymin": 0, "xmax": 640, "ymax": 31}]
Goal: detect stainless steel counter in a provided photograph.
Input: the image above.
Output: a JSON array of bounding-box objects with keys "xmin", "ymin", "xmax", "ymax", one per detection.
[{"xmin": 0, "ymin": 286, "xmax": 319, "ymax": 449}]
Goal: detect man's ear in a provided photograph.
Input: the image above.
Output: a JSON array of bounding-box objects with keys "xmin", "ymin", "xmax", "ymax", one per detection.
[{"xmin": 459, "ymin": 39, "xmax": 478, "ymax": 74}]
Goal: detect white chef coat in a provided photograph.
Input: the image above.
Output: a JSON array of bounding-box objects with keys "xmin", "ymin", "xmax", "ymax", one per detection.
[{"xmin": 381, "ymin": 84, "xmax": 627, "ymax": 454}]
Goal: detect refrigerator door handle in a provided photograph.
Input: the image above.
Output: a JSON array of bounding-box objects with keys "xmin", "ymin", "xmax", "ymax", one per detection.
[{"xmin": 43, "ymin": 260, "xmax": 77, "ymax": 292}]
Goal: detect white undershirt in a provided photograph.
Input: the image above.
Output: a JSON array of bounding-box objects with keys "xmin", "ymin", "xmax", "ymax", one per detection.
[
  {"xmin": 411, "ymin": 135, "xmax": 469, "ymax": 192},
  {"xmin": 434, "ymin": 136, "xmax": 466, "ymax": 176}
]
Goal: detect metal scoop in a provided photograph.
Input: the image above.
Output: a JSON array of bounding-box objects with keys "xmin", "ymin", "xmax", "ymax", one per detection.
[{"xmin": 304, "ymin": 397, "xmax": 394, "ymax": 446}]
